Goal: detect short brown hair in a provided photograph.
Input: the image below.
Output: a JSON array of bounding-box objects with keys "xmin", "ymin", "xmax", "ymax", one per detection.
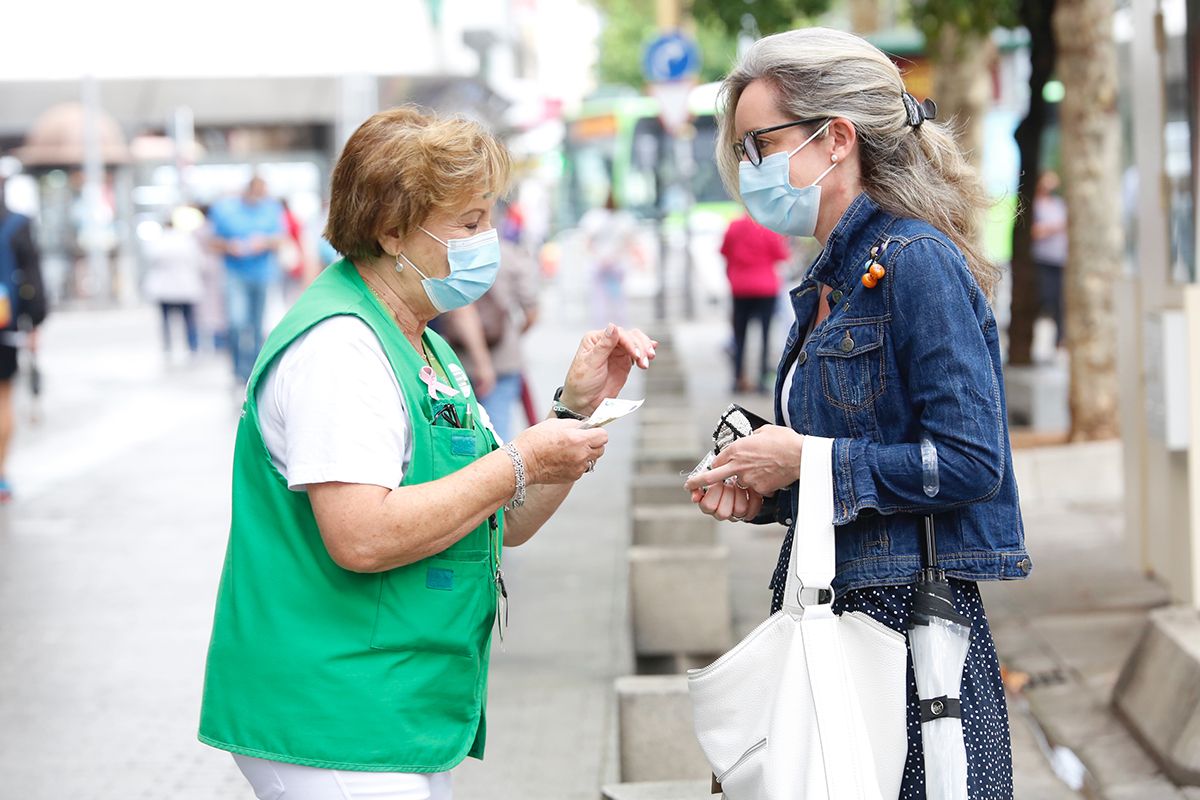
[{"xmin": 324, "ymin": 106, "xmax": 511, "ymax": 260}]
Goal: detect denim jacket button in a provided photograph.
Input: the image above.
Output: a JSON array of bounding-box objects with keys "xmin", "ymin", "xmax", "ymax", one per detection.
[
  {"xmin": 831, "ymin": 289, "xmax": 843, "ymax": 303},
  {"xmin": 785, "ymin": 518, "xmax": 794, "ymax": 526},
  {"xmin": 797, "ymin": 350, "xmax": 808, "ymax": 366},
  {"xmin": 840, "ymin": 334, "xmax": 855, "ymax": 353},
  {"xmin": 1017, "ymin": 558, "xmax": 1031, "ymax": 574}
]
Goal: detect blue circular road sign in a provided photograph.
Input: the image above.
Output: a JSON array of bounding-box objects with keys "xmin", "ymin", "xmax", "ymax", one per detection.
[{"xmin": 642, "ymin": 32, "xmax": 701, "ymax": 83}]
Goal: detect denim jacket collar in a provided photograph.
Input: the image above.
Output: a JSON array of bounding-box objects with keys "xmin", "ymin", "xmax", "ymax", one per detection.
[{"xmin": 804, "ymin": 192, "xmax": 893, "ymax": 294}]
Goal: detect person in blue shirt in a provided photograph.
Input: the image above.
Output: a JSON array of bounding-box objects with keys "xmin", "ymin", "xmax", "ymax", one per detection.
[
  {"xmin": 685, "ymin": 28, "xmax": 1030, "ymax": 798},
  {"xmin": 209, "ymin": 176, "xmax": 284, "ymax": 384}
]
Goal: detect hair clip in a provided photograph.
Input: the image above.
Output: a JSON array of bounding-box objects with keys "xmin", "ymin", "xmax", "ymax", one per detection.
[
  {"xmin": 902, "ymin": 92, "xmax": 938, "ymax": 129},
  {"xmin": 861, "ymin": 245, "xmax": 887, "ymax": 288}
]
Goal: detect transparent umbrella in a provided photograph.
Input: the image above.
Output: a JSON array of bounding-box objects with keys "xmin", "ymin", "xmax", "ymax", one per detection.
[{"xmin": 909, "ymin": 436, "xmax": 972, "ymax": 800}]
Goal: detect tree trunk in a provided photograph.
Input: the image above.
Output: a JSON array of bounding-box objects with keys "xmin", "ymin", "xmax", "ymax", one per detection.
[
  {"xmin": 1007, "ymin": 0, "xmax": 1057, "ymax": 367},
  {"xmin": 1053, "ymin": 0, "xmax": 1122, "ymax": 440},
  {"xmin": 933, "ymin": 26, "xmax": 996, "ymax": 251},
  {"xmin": 847, "ymin": 0, "xmax": 880, "ymax": 34}
]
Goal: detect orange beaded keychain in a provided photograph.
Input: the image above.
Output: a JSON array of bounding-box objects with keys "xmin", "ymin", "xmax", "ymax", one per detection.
[{"xmin": 861, "ymin": 242, "xmax": 889, "ymax": 288}]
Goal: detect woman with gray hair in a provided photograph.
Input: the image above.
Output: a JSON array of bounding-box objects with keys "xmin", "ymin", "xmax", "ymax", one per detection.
[{"xmin": 686, "ymin": 27, "xmax": 1028, "ymax": 797}]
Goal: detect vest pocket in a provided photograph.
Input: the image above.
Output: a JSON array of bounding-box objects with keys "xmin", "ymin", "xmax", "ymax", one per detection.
[
  {"xmin": 815, "ymin": 323, "xmax": 886, "ymax": 411},
  {"xmin": 370, "ymin": 550, "xmax": 493, "ymax": 657}
]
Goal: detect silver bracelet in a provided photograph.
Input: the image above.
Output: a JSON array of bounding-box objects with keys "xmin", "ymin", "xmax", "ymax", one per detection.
[{"xmin": 503, "ymin": 443, "xmax": 527, "ymax": 509}]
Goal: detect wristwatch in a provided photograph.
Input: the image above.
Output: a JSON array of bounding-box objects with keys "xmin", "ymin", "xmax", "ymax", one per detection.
[{"xmin": 552, "ymin": 386, "xmax": 588, "ymax": 421}]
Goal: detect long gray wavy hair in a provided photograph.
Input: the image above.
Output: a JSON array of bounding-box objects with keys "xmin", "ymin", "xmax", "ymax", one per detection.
[{"xmin": 716, "ymin": 27, "xmax": 999, "ymax": 297}]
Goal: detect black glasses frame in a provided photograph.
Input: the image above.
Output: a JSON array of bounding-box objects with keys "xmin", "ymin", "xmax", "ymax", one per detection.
[{"xmin": 734, "ymin": 118, "xmax": 829, "ymax": 166}]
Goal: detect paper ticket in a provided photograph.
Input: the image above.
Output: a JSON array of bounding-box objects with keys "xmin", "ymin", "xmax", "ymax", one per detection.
[{"xmin": 582, "ymin": 397, "xmax": 645, "ymax": 429}]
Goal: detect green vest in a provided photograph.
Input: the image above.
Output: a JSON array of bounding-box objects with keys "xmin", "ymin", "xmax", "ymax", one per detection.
[{"xmin": 198, "ymin": 259, "xmax": 502, "ymax": 772}]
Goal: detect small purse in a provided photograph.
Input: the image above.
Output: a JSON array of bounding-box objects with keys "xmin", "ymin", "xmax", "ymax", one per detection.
[{"xmin": 687, "ymin": 436, "xmax": 909, "ymax": 799}]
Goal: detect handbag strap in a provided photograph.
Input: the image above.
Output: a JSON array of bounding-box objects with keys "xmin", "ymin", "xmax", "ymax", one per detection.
[{"xmin": 782, "ymin": 436, "xmax": 836, "ymax": 614}]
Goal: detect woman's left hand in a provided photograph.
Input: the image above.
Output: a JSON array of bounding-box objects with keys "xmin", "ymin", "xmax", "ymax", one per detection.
[
  {"xmin": 684, "ymin": 425, "xmax": 806, "ymax": 497},
  {"xmin": 559, "ymin": 324, "xmax": 657, "ymax": 416}
]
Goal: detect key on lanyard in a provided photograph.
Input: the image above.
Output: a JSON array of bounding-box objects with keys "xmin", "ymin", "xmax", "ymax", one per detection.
[{"xmin": 489, "ymin": 514, "xmax": 508, "ymax": 643}]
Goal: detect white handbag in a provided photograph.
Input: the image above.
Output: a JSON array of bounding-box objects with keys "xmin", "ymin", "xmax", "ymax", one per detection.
[{"xmin": 687, "ymin": 436, "xmax": 909, "ymax": 800}]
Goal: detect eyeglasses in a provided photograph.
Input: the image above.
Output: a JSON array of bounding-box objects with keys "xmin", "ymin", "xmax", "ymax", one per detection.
[{"xmin": 734, "ymin": 118, "xmax": 829, "ymax": 166}]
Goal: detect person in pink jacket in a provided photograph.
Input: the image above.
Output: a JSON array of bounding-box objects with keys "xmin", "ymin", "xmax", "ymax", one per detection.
[{"xmin": 721, "ymin": 212, "xmax": 790, "ymax": 393}]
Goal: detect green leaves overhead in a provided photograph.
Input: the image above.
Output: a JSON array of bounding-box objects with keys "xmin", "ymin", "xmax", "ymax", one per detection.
[
  {"xmin": 907, "ymin": 0, "xmax": 1020, "ymax": 45},
  {"xmin": 691, "ymin": 0, "xmax": 825, "ymax": 35}
]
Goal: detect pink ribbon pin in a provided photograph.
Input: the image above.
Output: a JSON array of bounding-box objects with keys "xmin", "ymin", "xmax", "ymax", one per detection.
[{"xmin": 419, "ymin": 365, "xmax": 459, "ymax": 400}]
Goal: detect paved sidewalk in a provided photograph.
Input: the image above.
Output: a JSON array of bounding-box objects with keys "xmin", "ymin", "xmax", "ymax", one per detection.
[
  {"xmin": 670, "ymin": 314, "xmax": 1144, "ymax": 800},
  {"xmin": 0, "ymin": 301, "xmax": 637, "ymax": 800},
  {"xmin": 0, "ymin": 294, "xmax": 1181, "ymax": 800}
]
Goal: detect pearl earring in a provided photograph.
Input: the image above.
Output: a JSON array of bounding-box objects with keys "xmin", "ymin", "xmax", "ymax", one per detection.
[
  {"xmin": 394, "ymin": 253, "xmax": 405, "ymax": 273},
  {"xmin": 831, "ymin": 153, "xmax": 839, "ymax": 163}
]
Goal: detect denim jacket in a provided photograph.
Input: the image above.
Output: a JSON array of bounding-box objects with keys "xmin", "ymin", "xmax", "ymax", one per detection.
[{"xmin": 764, "ymin": 193, "xmax": 1031, "ymax": 596}]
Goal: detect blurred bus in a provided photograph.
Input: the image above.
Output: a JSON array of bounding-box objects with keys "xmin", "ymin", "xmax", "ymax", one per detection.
[{"xmin": 555, "ymin": 82, "xmax": 740, "ymax": 308}]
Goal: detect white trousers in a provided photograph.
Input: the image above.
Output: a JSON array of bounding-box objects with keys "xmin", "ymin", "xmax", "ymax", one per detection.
[{"xmin": 233, "ymin": 754, "xmax": 453, "ymax": 800}]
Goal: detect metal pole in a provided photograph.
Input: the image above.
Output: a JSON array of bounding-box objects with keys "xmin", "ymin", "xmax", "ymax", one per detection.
[
  {"xmin": 80, "ymin": 74, "xmax": 109, "ymax": 303},
  {"xmin": 172, "ymin": 106, "xmax": 195, "ymax": 204},
  {"xmin": 675, "ymin": 127, "xmax": 695, "ymax": 319}
]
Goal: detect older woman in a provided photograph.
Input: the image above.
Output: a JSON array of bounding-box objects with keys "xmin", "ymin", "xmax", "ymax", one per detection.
[
  {"xmin": 686, "ymin": 29, "xmax": 1030, "ymax": 797},
  {"xmin": 199, "ymin": 107, "xmax": 655, "ymax": 799}
]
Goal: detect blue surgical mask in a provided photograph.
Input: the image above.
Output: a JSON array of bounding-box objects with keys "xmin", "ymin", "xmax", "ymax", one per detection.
[
  {"xmin": 738, "ymin": 120, "xmax": 837, "ymax": 237},
  {"xmin": 400, "ymin": 227, "xmax": 501, "ymax": 312}
]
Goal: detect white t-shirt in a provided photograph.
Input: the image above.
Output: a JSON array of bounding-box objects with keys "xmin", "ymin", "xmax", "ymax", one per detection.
[{"xmin": 256, "ymin": 315, "xmax": 497, "ymax": 491}]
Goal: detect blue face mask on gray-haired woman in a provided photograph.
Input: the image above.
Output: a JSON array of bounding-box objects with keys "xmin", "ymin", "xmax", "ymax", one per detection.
[{"xmin": 738, "ymin": 119, "xmax": 837, "ymax": 238}]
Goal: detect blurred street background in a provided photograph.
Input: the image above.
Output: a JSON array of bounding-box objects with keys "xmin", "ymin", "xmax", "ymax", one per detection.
[{"xmin": 1, "ymin": 0, "xmax": 1200, "ymax": 798}]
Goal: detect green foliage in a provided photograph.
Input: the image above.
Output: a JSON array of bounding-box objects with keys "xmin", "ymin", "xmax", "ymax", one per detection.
[
  {"xmin": 691, "ymin": 0, "xmax": 827, "ymax": 36},
  {"xmin": 590, "ymin": 0, "xmax": 746, "ymax": 87},
  {"xmin": 906, "ymin": 0, "xmax": 1020, "ymax": 46}
]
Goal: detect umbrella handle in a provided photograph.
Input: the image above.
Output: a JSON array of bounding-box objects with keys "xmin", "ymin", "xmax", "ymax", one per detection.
[{"xmin": 922, "ymin": 515, "xmax": 940, "ymax": 573}]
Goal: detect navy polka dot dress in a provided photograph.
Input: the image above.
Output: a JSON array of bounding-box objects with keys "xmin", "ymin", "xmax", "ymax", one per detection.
[{"xmin": 770, "ymin": 575, "xmax": 1013, "ymax": 799}]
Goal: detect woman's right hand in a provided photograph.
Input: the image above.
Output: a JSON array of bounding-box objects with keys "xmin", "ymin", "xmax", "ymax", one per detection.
[
  {"xmin": 690, "ymin": 483, "xmax": 765, "ymax": 523},
  {"xmin": 512, "ymin": 419, "xmax": 609, "ymax": 484}
]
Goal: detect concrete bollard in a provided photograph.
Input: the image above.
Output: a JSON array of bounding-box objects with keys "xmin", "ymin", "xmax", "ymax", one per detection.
[
  {"xmin": 637, "ymin": 431, "xmax": 700, "ymax": 455},
  {"xmin": 638, "ymin": 407, "xmax": 696, "ymax": 427},
  {"xmin": 635, "ymin": 447, "xmax": 703, "ymax": 477},
  {"xmin": 1113, "ymin": 606, "xmax": 1200, "ymax": 785},
  {"xmin": 632, "ymin": 475, "xmax": 693, "ymax": 507},
  {"xmin": 645, "ymin": 375, "xmax": 687, "ymax": 397},
  {"xmin": 632, "ymin": 506, "xmax": 717, "ymax": 547},
  {"xmin": 600, "ymin": 781, "xmax": 713, "ymax": 800},
  {"xmin": 615, "ymin": 675, "xmax": 712, "ymax": 783},
  {"xmin": 629, "ymin": 546, "xmax": 733, "ymax": 657}
]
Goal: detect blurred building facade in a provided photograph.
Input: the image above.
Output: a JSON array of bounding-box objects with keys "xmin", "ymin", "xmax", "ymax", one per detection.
[
  {"xmin": 0, "ymin": 0, "xmax": 600, "ymax": 308},
  {"xmin": 1118, "ymin": 0, "xmax": 1200, "ymax": 609}
]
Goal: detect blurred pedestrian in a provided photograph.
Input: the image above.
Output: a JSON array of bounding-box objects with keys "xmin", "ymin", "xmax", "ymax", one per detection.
[
  {"xmin": 686, "ymin": 28, "xmax": 1028, "ymax": 797},
  {"xmin": 1031, "ymin": 170, "xmax": 1068, "ymax": 350},
  {"xmin": 580, "ymin": 192, "xmax": 638, "ymax": 327},
  {"xmin": 142, "ymin": 214, "xmax": 206, "ymax": 360},
  {"xmin": 0, "ymin": 189, "xmax": 48, "ymax": 502},
  {"xmin": 442, "ymin": 206, "xmax": 540, "ymax": 442},
  {"xmin": 721, "ymin": 211, "xmax": 789, "ymax": 393},
  {"xmin": 191, "ymin": 204, "xmax": 227, "ymax": 353},
  {"xmin": 208, "ymin": 176, "xmax": 284, "ymax": 386},
  {"xmin": 199, "ymin": 106, "xmax": 655, "ymax": 800},
  {"xmin": 279, "ymin": 197, "xmax": 314, "ymax": 302}
]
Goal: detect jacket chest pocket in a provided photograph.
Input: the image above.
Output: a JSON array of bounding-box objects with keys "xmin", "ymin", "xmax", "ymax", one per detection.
[{"xmin": 815, "ymin": 323, "xmax": 886, "ymax": 411}]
